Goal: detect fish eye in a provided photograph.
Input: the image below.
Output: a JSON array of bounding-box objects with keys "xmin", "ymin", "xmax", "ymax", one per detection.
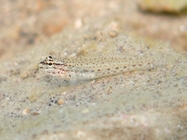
[{"xmin": 48, "ymin": 56, "xmax": 53, "ymax": 59}]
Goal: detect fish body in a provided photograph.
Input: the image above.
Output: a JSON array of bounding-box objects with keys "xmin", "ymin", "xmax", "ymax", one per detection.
[{"xmin": 39, "ymin": 54, "xmax": 165, "ymax": 81}]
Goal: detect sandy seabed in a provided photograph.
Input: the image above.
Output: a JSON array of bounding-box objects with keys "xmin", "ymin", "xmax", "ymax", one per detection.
[{"xmin": 1, "ymin": 0, "xmax": 187, "ymax": 140}]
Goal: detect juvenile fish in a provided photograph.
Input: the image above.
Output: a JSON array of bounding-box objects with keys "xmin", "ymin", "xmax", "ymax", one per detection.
[{"xmin": 39, "ymin": 54, "xmax": 165, "ymax": 81}]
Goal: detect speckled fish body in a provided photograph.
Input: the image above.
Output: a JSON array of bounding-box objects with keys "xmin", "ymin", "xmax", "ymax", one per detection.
[{"xmin": 39, "ymin": 54, "xmax": 165, "ymax": 81}]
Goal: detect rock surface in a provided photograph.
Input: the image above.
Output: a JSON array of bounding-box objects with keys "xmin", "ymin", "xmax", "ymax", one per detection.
[
  {"xmin": 138, "ymin": 0, "xmax": 187, "ymax": 13},
  {"xmin": 1, "ymin": 0, "xmax": 187, "ymax": 140}
]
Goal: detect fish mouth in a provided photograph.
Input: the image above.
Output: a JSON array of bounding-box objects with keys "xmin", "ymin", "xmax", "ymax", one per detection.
[
  {"xmin": 39, "ymin": 61, "xmax": 45, "ymax": 69},
  {"xmin": 39, "ymin": 62, "xmax": 51, "ymax": 69}
]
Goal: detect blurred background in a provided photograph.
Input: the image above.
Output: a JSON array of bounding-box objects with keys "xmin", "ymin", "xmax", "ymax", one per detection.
[{"xmin": 0, "ymin": 0, "xmax": 187, "ymax": 61}]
